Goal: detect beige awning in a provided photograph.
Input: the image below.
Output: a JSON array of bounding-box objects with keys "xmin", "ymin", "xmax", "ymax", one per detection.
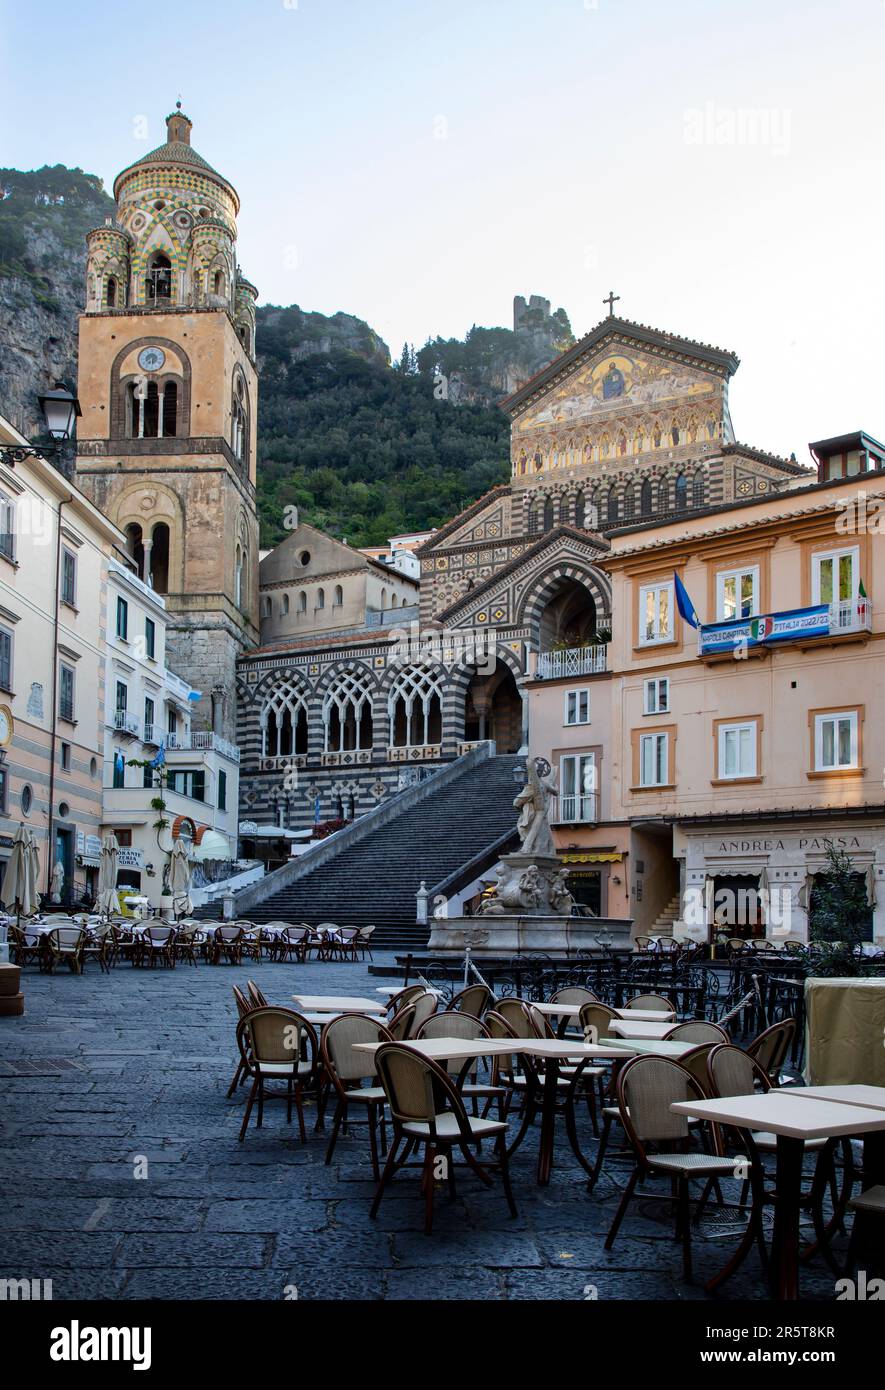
[{"xmin": 191, "ymin": 829, "xmax": 232, "ymax": 862}]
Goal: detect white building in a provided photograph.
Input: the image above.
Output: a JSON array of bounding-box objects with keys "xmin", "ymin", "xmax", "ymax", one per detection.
[
  {"xmin": 0, "ymin": 412, "xmax": 124, "ymax": 905},
  {"xmin": 101, "ymin": 559, "xmax": 241, "ymax": 908}
]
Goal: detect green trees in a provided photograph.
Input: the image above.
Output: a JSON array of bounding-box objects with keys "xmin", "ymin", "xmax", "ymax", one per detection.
[
  {"xmin": 807, "ymin": 840, "xmax": 874, "ymax": 975},
  {"xmin": 255, "ymin": 341, "xmax": 510, "ymax": 548}
]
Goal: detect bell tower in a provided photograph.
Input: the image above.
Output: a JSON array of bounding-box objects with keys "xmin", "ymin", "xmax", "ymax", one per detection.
[{"xmin": 75, "ymin": 106, "xmax": 259, "ymax": 742}]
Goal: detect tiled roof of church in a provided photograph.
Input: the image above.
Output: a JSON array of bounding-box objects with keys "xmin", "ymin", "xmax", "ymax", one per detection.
[
  {"xmin": 432, "ymin": 523, "xmax": 610, "ymax": 623},
  {"xmin": 722, "ymin": 441, "xmax": 812, "ymax": 476},
  {"xmin": 415, "ymin": 484, "xmax": 511, "ymax": 554},
  {"xmin": 501, "ymin": 314, "xmax": 741, "ymax": 416}
]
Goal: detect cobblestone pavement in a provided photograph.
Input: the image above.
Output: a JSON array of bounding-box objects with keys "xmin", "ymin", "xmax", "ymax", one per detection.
[{"xmin": 0, "ymin": 952, "xmax": 842, "ymax": 1301}]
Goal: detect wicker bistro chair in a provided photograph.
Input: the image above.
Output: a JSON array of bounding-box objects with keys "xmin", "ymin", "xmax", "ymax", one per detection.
[
  {"xmin": 578, "ymin": 1001, "xmax": 621, "ymax": 1044},
  {"xmin": 227, "ymin": 985, "xmax": 255, "ymax": 1096},
  {"xmin": 416, "ymin": 1012, "xmax": 508, "ymax": 1117},
  {"xmin": 407, "ymin": 991, "xmax": 439, "ymax": 1037},
  {"xmin": 624, "ymin": 993, "xmax": 676, "ymax": 1013},
  {"xmin": 9, "ymin": 925, "xmax": 43, "ymax": 969},
  {"xmin": 172, "ymin": 924, "xmax": 201, "ymax": 968},
  {"xmin": 604, "ymin": 1055, "xmax": 745, "ymax": 1282},
  {"xmin": 370, "ymin": 1042, "xmax": 518, "ymax": 1235},
  {"xmin": 705, "ymin": 1041, "xmax": 850, "ymax": 1274},
  {"xmin": 746, "ymin": 1019, "xmax": 796, "ymax": 1086},
  {"xmin": 139, "ymin": 924, "xmax": 176, "ymax": 969},
  {"xmin": 236, "ymin": 1007, "xmax": 319, "ymax": 1142},
  {"xmin": 386, "ymin": 1003, "xmax": 418, "ymax": 1041},
  {"xmin": 665, "ymin": 1020, "xmax": 730, "ymax": 1045},
  {"xmin": 386, "ymin": 985, "xmax": 427, "ymax": 1018},
  {"xmin": 321, "ymin": 1013, "xmax": 394, "ymax": 1177},
  {"xmin": 276, "ymin": 925, "xmax": 309, "ymax": 964},
  {"xmin": 247, "ymin": 979, "xmax": 269, "ymax": 1009},
  {"xmin": 483, "ymin": 1008, "xmax": 605, "ymax": 1152},
  {"xmin": 450, "ymin": 984, "xmax": 493, "ymax": 1017},
  {"xmin": 356, "ymin": 926, "xmax": 375, "ymax": 961},
  {"xmin": 46, "ymin": 927, "xmax": 85, "ymax": 975},
  {"xmin": 314, "ymin": 923, "xmax": 342, "ymax": 961},
  {"xmin": 81, "ymin": 923, "xmax": 114, "ymax": 974},
  {"xmin": 256, "ymin": 924, "xmax": 285, "ymax": 962},
  {"xmin": 547, "ymin": 986, "xmax": 600, "ymax": 1040},
  {"xmin": 332, "ymin": 927, "xmax": 361, "ymax": 962},
  {"xmin": 110, "ymin": 923, "xmax": 138, "ymax": 966},
  {"xmin": 213, "ymin": 925, "xmax": 245, "ymax": 965}
]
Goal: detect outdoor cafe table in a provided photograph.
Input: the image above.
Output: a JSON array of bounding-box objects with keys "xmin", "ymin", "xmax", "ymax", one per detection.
[
  {"xmin": 354, "ymin": 1035, "xmax": 647, "ymax": 1185},
  {"xmin": 292, "ymin": 994, "xmax": 386, "ymax": 1015},
  {"xmin": 670, "ymin": 1091, "xmax": 885, "ymax": 1300},
  {"xmin": 608, "ymin": 1018, "xmax": 673, "ymax": 1040},
  {"xmin": 531, "ymin": 1002, "xmax": 675, "ymax": 1024}
]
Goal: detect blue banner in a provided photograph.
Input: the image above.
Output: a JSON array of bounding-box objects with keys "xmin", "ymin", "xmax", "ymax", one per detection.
[{"xmin": 699, "ymin": 604, "xmax": 830, "ymax": 654}]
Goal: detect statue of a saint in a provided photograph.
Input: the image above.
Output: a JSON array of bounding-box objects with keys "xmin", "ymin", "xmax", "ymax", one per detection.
[
  {"xmin": 50, "ymin": 860, "xmax": 65, "ymax": 904},
  {"xmin": 513, "ymin": 760, "xmax": 558, "ymax": 858}
]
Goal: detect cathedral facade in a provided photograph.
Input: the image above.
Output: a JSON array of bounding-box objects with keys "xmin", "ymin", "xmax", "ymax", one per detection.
[
  {"xmin": 74, "ymin": 107, "xmax": 259, "ymax": 743},
  {"xmin": 236, "ymin": 314, "xmax": 810, "ymax": 831}
]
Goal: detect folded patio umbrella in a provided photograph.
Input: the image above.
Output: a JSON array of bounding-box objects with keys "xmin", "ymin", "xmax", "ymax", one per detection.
[
  {"xmin": 97, "ymin": 832, "xmax": 121, "ymax": 916},
  {"xmin": 1, "ymin": 824, "xmax": 38, "ymax": 924},
  {"xmin": 169, "ymin": 838, "xmax": 193, "ymax": 919}
]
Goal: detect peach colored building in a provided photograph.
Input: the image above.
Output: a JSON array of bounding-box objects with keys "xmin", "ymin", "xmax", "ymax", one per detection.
[{"xmin": 528, "ymin": 444, "xmax": 885, "ymax": 945}]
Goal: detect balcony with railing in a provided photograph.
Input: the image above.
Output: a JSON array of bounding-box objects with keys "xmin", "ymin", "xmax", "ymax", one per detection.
[
  {"xmin": 165, "ymin": 730, "xmax": 241, "ymax": 763},
  {"xmin": 536, "ymin": 645, "xmax": 608, "ymax": 680},
  {"xmin": 112, "ymin": 710, "xmax": 141, "ymax": 738},
  {"xmin": 551, "ymin": 792, "xmax": 598, "ymax": 825}
]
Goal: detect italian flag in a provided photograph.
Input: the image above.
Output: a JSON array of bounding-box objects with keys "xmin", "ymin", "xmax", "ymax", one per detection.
[{"xmin": 859, "ymin": 579, "xmax": 868, "ymax": 614}]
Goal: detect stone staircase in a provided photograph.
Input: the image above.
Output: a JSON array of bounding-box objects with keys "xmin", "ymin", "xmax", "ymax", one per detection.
[
  {"xmin": 202, "ymin": 751, "xmax": 522, "ymax": 948},
  {"xmin": 649, "ymin": 893, "xmax": 681, "ymax": 938}
]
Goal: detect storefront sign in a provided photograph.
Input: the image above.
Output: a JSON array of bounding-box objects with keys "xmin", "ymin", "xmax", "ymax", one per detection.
[
  {"xmin": 699, "ymin": 604, "xmax": 829, "ymax": 654},
  {"xmin": 703, "ymin": 832, "xmax": 868, "ymax": 857},
  {"xmin": 117, "ymin": 848, "xmax": 143, "ymax": 869}
]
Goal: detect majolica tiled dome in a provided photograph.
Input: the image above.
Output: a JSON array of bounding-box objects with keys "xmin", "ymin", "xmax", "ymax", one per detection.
[{"xmin": 113, "ymin": 105, "xmax": 239, "ymax": 211}]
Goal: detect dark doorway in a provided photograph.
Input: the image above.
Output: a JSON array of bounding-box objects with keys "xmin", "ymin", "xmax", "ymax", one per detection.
[{"xmin": 464, "ymin": 662, "xmax": 522, "ymax": 754}]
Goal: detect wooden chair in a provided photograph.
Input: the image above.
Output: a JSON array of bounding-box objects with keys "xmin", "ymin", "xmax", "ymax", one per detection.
[{"xmin": 370, "ymin": 1042, "xmax": 517, "ymax": 1234}]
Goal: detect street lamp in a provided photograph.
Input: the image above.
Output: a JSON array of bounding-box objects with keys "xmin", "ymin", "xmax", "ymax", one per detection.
[
  {"xmin": 0, "ymin": 382, "xmax": 81, "ymax": 478},
  {"xmin": 38, "ymin": 384, "xmax": 81, "ymax": 441}
]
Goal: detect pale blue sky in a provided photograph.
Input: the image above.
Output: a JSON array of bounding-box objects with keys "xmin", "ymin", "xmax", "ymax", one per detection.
[{"xmin": 2, "ymin": 0, "xmax": 884, "ymax": 458}]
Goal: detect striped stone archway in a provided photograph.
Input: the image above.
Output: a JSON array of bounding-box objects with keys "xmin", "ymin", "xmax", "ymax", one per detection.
[{"xmin": 516, "ymin": 559, "xmax": 612, "ymax": 645}]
